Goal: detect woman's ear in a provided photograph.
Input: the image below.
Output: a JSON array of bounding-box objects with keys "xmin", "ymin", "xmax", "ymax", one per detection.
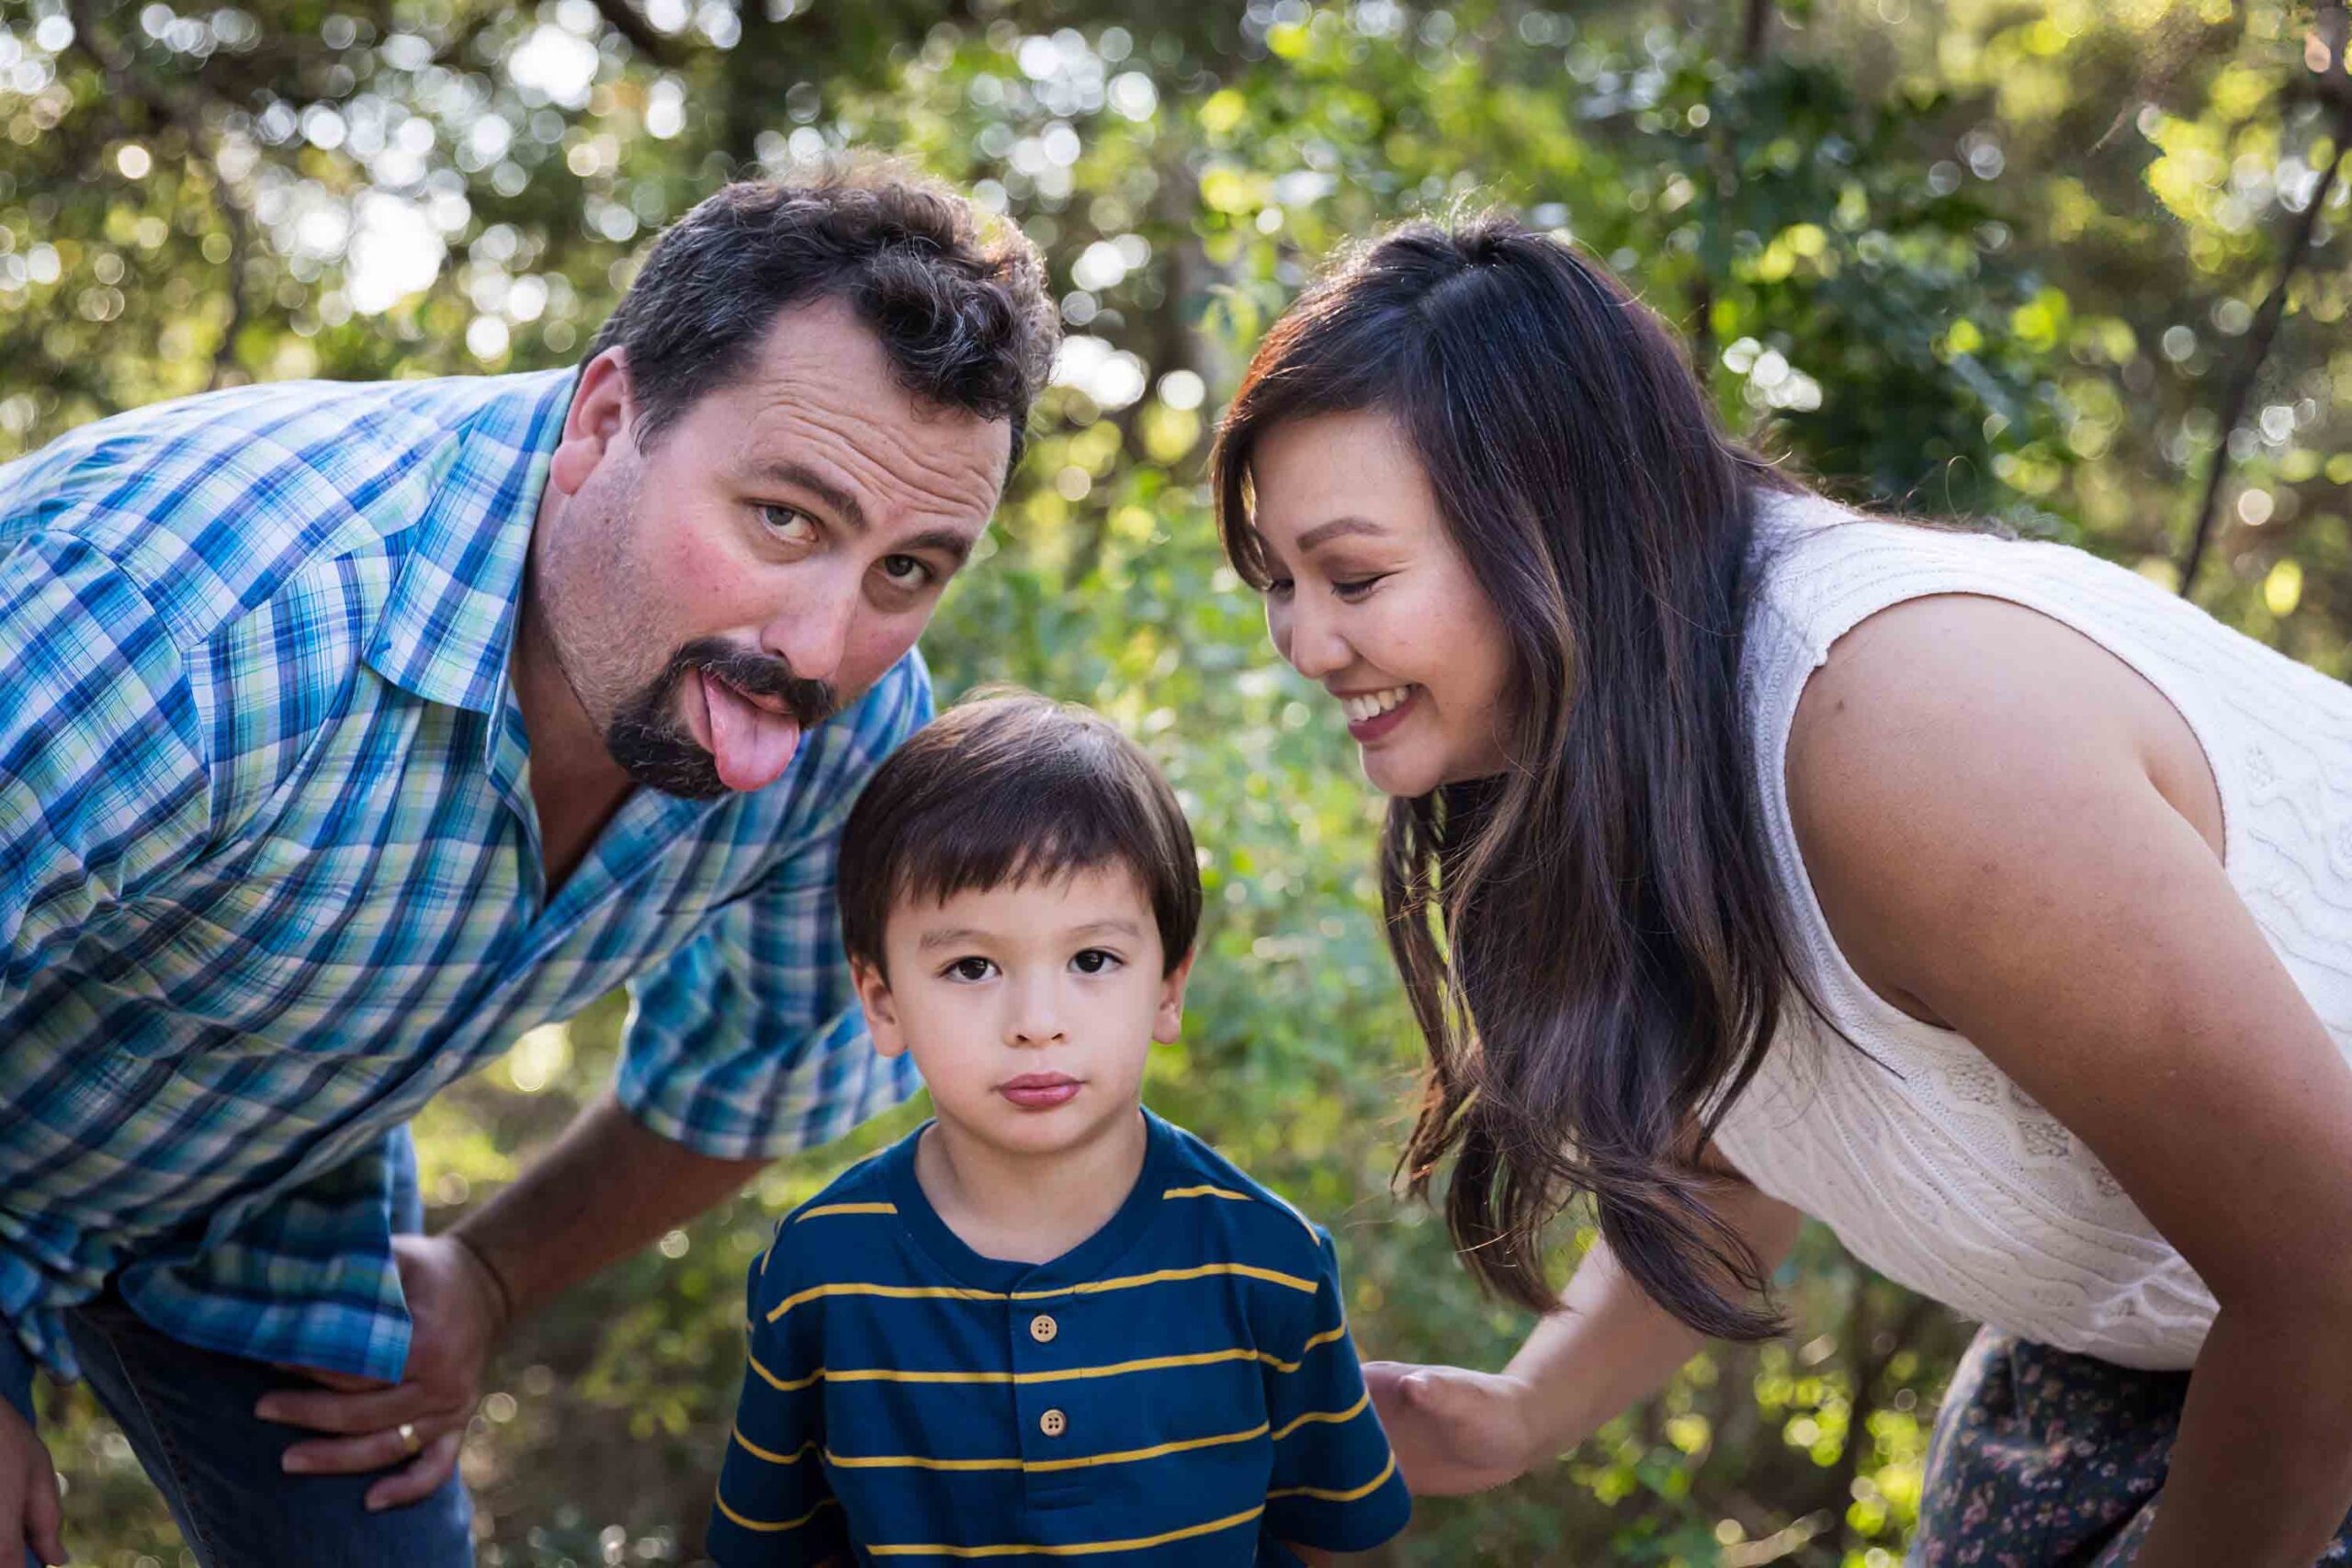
[
  {"xmin": 1151, "ymin": 946, "xmax": 1198, "ymax": 1045},
  {"xmin": 851, "ymin": 957, "xmax": 907, "ymax": 1058}
]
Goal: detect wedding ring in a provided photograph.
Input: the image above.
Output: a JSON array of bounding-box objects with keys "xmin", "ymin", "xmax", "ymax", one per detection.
[{"xmin": 397, "ymin": 1420, "xmax": 421, "ymax": 1456}]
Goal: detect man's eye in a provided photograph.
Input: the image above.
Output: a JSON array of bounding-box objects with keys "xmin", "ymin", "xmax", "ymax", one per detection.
[
  {"xmin": 880, "ymin": 554, "xmax": 933, "ymax": 588},
  {"xmin": 758, "ymin": 504, "xmax": 817, "ymax": 543},
  {"xmin": 944, "ymin": 956, "xmax": 996, "ymax": 982},
  {"xmin": 1070, "ymin": 949, "xmax": 1122, "ymax": 975}
]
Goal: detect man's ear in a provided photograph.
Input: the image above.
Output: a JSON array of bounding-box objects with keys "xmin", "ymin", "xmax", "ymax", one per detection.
[
  {"xmin": 1150, "ymin": 946, "xmax": 1197, "ymax": 1046},
  {"xmin": 548, "ymin": 347, "xmax": 636, "ymax": 497},
  {"xmin": 852, "ymin": 956, "xmax": 907, "ymax": 1058}
]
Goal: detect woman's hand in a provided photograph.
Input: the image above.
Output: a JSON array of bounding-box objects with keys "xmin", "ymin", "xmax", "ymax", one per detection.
[
  {"xmin": 1363, "ymin": 1361, "xmax": 1541, "ymax": 1495},
  {"xmin": 2, "ymin": 1397, "xmax": 64, "ymax": 1566},
  {"xmin": 1357, "ymin": 1173, "xmax": 1798, "ymax": 1503}
]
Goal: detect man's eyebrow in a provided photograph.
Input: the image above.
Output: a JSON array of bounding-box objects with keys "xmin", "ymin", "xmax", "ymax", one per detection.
[
  {"xmin": 1295, "ymin": 516, "xmax": 1388, "ymax": 552},
  {"xmin": 751, "ymin": 462, "xmax": 978, "ymax": 563},
  {"xmin": 751, "ymin": 459, "xmax": 867, "ymax": 535},
  {"xmin": 899, "ymin": 527, "xmax": 978, "ymax": 566}
]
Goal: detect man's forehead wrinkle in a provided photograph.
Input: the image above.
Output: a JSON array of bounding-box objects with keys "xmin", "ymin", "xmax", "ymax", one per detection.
[
  {"xmin": 768, "ymin": 372, "xmax": 1004, "ymax": 492},
  {"xmin": 747, "ymin": 339, "xmax": 1005, "ymax": 476},
  {"xmin": 741, "ymin": 383, "xmax": 1002, "ymax": 529}
]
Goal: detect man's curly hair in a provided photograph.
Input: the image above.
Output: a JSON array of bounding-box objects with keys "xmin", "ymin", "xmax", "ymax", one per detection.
[{"xmin": 588, "ymin": 157, "xmax": 1057, "ymax": 469}]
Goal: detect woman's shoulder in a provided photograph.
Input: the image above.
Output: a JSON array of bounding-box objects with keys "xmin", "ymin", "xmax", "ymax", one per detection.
[
  {"xmin": 1749, "ymin": 491, "xmax": 2061, "ymax": 646},
  {"xmin": 1741, "ymin": 491, "xmax": 2244, "ymax": 789},
  {"xmin": 1744, "ymin": 490, "xmax": 2228, "ymax": 666},
  {"xmin": 1782, "ymin": 590, "xmax": 2207, "ymax": 1020},
  {"xmin": 1787, "ymin": 592, "xmax": 2162, "ymax": 803}
]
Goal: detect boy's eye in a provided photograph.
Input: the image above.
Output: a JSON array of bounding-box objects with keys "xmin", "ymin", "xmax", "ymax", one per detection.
[
  {"xmin": 944, "ymin": 956, "xmax": 997, "ymax": 982},
  {"xmin": 1070, "ymin": 949, "xmax": 1122, "ymax": 975}
]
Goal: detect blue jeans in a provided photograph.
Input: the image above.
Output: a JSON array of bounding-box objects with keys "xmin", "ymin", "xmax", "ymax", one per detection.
[{"xmin": 2, "ymin": 1299, "xmax": 472, "ymax": 1568}]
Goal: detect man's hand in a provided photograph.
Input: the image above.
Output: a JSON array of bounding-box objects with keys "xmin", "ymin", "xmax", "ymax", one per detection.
[
  {"xmin": 2, "ymin": 1398, "xmax": 63, "ymax": 1566},
  {"xmin": 249, "ymin": 1096, "xmax": 761, "ymax": 1515},
  {"xmin": 254, "ymin": 1233, "xmax": 509, "ymax": 1511},
  {"xmin": 1362, "ymin": 1360, "xmax": 1542, "ymax": 1496}
]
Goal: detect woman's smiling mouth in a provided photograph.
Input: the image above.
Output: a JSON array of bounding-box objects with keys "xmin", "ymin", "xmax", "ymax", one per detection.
[{"xmin": 1338, "ymin": 683, "xmax": 1418, "ymax": 740}]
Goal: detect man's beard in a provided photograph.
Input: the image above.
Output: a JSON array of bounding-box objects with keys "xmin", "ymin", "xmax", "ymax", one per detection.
[{"xmin": 604, "ymin": 637, "xmax": 841, "ymax": 799}]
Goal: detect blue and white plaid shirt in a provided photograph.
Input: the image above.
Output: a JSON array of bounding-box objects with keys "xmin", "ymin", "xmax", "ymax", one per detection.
[{"xmin": 0, "ymin": 369, "xmax": 929, "ymax": 1384}]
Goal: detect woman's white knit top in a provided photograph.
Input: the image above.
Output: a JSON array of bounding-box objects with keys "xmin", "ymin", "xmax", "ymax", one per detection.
[{"xmin": 1714, "ymin": 490, "xmax": 2352, "ymax": 1371}]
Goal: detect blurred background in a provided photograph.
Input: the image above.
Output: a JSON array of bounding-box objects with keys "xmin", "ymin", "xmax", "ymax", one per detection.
[{"xmin": 4, "ymin": 0, "xmax": 2347, "ymax": 1562}]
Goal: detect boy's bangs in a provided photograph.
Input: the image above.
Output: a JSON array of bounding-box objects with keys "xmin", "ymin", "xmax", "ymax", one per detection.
[
  {"xmin": 838, "ymin": 691, "xmax": 1203, "ymax": 974},
  {"xmin": 889, "ymin": 773, "xmax": 1163, "ymax": 917}
]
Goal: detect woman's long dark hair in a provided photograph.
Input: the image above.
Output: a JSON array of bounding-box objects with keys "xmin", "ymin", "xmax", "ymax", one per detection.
[{"xmin": 1213, "ymin": 214, "xmax": 1807, "ymax": 1338}]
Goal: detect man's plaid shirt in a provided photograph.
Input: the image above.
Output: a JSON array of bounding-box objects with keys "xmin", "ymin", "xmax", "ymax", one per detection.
[{"xmin": 0, "ymin": 369, "xmax": 928, "ymax": 1384}]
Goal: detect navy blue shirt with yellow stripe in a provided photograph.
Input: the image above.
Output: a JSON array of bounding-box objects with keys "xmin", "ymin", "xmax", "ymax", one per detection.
[{"xmin": 709, "ymin": 1109, "xmax": 1410, "ymax": 1564}]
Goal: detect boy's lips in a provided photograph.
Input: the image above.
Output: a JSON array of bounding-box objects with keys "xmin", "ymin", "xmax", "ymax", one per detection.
[{"xmin": 997, "ymin": 1073, "xmax": 1081, "ymax": 1110}]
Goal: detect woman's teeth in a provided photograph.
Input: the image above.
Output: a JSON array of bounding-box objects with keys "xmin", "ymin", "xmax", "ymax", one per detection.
[{"xmin": 1341, "ymin": 686, "xmax": 1413, "ymax": 723}]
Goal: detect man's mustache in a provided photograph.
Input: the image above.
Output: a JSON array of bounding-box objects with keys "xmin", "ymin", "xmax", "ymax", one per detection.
[{"xmin": 668, "ymin": 637, "xmax": 840, "ymax": 731}]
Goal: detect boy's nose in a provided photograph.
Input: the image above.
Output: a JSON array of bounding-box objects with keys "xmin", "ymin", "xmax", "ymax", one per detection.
[{"xmin": 1006, "ymin": 981, "xmax": 1069, "ymax": 1046}]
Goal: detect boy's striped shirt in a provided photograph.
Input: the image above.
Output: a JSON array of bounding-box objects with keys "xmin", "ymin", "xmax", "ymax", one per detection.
[{"xmin": 709, "ymin": 1110, "xmax": 1410, "ymax": 1564}]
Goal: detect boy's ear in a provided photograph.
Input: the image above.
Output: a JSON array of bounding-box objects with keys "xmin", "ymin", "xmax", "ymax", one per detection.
[
  {"xmin": 851, "ymin": 956, "xmax": 907, "ymax": 1058},
  {"xmin": 1150, "ymin": 946, "xmax": 1197, "ymax": 1046}
]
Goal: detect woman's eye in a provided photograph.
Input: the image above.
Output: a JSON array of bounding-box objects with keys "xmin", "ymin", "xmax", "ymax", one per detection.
[
  {"xmin": 1070, "ymin": 949, "xmax": 1122, "ymax": 975},
  {"xmin": 758, "ymin": 504, "xmax": 817, "ymax": 544},
  {"xmin": 945, "ymin": 956, "xmax": 996, "ymax": 982},
  {"xmin": 1332, "ymin": 574, "xmax": 1386, "ymax": 601},
  {"xmin": 879, "ymin": 554, "xmax": 933, "ymax": 589},
  {"xmin": 1262, "ymin": 577, "xmax": 1295, "ymax": 602}
]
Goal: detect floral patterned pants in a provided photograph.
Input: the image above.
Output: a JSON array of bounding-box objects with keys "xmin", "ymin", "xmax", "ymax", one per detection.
[{"xmin": 1912, "ymin": 1326, "xmax": 2352, "ymax": 1566}]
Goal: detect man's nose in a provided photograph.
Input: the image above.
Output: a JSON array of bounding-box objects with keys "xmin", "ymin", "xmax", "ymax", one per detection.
[{"xmin": 757, "ymin": 569, "xmax": 857, "ymax": 686}]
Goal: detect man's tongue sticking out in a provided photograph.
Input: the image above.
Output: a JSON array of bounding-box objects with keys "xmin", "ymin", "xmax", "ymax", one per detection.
[{"xmin": 700, "ymin": 671, "xmax": 804, "ymax": 793}]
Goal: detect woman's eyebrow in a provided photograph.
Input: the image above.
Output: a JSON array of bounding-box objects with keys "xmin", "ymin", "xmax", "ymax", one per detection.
[{"xmin": 1295, "ymin": 516, "xmax": 1388, "ymax": 551}]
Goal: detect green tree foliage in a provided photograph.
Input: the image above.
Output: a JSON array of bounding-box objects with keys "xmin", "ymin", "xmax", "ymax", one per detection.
[{"xmin": 5, "ymin": 2, "xmax": 2345, "ymax": 1562}]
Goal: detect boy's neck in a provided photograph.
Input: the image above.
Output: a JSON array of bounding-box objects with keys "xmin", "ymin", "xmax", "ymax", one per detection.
[{"xmin": 914, "ymin": 1108, "xmax": 1150, "ymax": 1267}]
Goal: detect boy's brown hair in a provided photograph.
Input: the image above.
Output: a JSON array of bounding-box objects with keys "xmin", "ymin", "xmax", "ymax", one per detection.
[{"xmin": 838, "ymin": 690, "xmax": 1201, "ymax": 976}]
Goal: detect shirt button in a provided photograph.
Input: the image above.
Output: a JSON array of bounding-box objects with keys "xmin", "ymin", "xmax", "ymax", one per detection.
[
  {"xmin": 1029, "ymin": 1314, "xmax": 1058, "ymax": 1344},
  {"xmin": 1039, "ymin": 1408, "xmax": 1067, "ymax": 1438}
]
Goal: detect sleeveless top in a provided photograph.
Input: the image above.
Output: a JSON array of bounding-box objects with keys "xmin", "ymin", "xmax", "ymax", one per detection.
[{"xmin": 1712, "ymin": 489, "xmax": 2352, "ymax": 1370}]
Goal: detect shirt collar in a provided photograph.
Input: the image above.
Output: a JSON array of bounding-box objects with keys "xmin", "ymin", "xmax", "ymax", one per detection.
[
  {"xmin": 364, "ymin": 368, "xmax": 576, "ymax": 713},
  {"xmin": 883, "ymin": 1108, "xmax": 1174, "ymax": 1294}
]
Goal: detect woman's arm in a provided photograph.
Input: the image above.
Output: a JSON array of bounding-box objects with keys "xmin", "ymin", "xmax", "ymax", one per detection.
[
  {"xmin": 1365, "ymin": 1169, "xmax": 1803, "ymax": 1495},
  {"xmin": 1789, "ymin": 594, "xmax": 2352, "ymax": 1568}
]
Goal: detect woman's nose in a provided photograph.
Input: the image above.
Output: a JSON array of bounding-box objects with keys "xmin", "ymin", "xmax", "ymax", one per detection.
[{"xmin": 1277, "ymin": 596, "xmax": 1351, "ymax": 682}]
